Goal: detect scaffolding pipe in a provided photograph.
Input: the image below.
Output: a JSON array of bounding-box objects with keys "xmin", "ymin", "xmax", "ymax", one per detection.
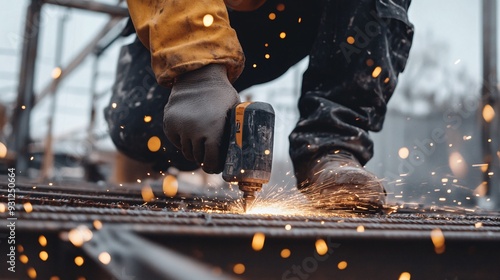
[
  {"xmin": 34, "ymin": 17, "xmax": 123, "ymax": 105},
  {"xmin": 42, "ymin": 0, "xmax": 128, "ymax": 17},
  {"xmin": 39, "ymin": 10, "xmax": 68, "ymax": 180},
  {"xmin": 481, "ymin": 0, "xmax": 500, "ymax": 208},
  {"xmin": 10, "ymin": 0, "xmax": 43, "ymax": 172}
]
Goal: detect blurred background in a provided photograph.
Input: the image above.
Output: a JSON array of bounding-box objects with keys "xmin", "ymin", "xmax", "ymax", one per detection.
[{"xmin": 1, "ymin": 0, "xmax": 499, "ymax": 211}]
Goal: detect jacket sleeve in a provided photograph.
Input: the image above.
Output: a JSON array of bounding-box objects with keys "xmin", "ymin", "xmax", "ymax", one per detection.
[{"xmin": 127, "ymin": 0, "xmax": 245, "ymax": 86}]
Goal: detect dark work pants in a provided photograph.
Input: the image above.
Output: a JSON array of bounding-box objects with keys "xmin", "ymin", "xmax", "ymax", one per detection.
[{"xmin": 105, "ymin": 0, "xmax": 414, "ymax": 176}]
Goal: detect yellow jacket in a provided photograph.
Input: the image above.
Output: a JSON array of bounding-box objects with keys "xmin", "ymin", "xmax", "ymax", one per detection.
[{"xmin": 127, "ymin": 0, "xmax": 266, "ymax": 87}]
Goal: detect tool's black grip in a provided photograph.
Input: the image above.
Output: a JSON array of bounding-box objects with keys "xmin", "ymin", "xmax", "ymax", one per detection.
[{"xmin": 223, "ymin": 102, "xmax": 275, "ymax": 184}]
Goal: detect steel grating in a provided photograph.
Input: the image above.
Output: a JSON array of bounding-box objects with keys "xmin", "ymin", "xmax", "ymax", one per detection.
[{"xmin": 2, "ymin": 177, "xmax": 500, "ymax": 279}]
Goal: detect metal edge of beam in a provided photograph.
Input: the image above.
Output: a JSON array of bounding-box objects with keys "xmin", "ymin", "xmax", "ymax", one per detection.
[
  {"xmin": 82, "ymin": 227, "xmax": 237, "ymax": 280},
  {"xmin": 481, "ymin": 0, "xmax": 500, "ymax": 208},
  {"xmin": 42, "ymin": 0, "xmax": 129, "ymax": 17},
  {"xmin": 7, "ymin": 221, "xmax": 500, "ymax": 241},
  {"xmin": 9, "ymin": 0, "xmax": 43, "ymax": 172}
]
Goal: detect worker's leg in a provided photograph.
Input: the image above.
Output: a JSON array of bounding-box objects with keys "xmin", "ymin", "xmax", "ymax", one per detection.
[
  {"xmin": 229, "ymin": 0, "xmax": 322, "ymax": 91},
  {"xmin": 289, "ymin": 0, "xmax": 414, "ymax": 173}
]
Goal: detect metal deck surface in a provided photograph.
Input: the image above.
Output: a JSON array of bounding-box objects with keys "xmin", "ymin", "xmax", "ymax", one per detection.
[{"xmin": 1, "ymin": 177, "xmax": 500, "ymax": 279}]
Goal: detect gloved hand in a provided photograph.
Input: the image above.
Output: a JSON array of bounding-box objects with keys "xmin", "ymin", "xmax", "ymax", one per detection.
[{"xmin": 163, "ymin": 64, "xmax": 240, "ymax": 173}]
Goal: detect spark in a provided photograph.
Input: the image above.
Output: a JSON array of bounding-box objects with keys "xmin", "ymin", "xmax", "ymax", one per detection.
[
  {"xmin": 203, "ymin": 14, "xmax": 214, "ymax": 27},
  {"xmin": 144, "ymin": 115, "xmax": 152, "ymax": 123},
  {"xmin": 356, "ymin": 225, "xmax": 365, "ymax": 232},
  {"xmin": 372, "ymin": 66, "xmax": 382, "ymax": 78},
  {"xmin": 141, "ymin": 185, "xmax": 155, "ymax": 202},
  {"xmin": 398, "ymin": 147, "xmax": 409, "ymax": 159},
  {"xmin": 93, "ymin": 220, "xmax": 103, "ymax": 230},
  {"xmin": 27, "ymin": 267, "xmax": 37, "ymax": 279},
  {"xmin": 19, "ymin": 254, "xmax": 29, "ymax": 264},
  {"xmin": 23, "ymin": 202, "xmax": 33, "ymax": 213},
  {"xmin": 98, "ymin": 252, "xmax": 111, "ymax": 265},
  {"xmin": 337, "ymin": 261, "xmax": 348, "ymax": 270},
  {"xmin": 430, "ymin": 228, "xmax": 445, "ymax": 254},
  {"xmin": 111, "ymin": 102, "xmax": 117, "ymax": 109},
  {"xmin": 251, "ymin": 232, "xmax": 265, "ymax": 251},
  {"xmin": 281, "ymin": 248, "xmax": 291, "ymax": 258},
  {"xmin": 51, "ymin": 67, "xmax": 62, "ymax": 79},
  {"xmin": 39, "ymin": 251, "xmax": 49, "ymax": 261},
  {"xmin": 0, "ymin": 142, "xmax": 7, "ymax": 158},
  {"xmin": 233, "ymin": 263, "xmax": 245, "ymax": 274},
  {"xmin": 276, "ymin": 3, "xmax": 285, "ymax": 11},
  {"xmin": 399, "ymin": 272, "xmax": 411, "ymax": 280},
  {"xmin": 279, "ymin": 32, "xmax": 286, "ymax": 39},
  {"xmin": 268, "ymin": 13, "xmax": 276, "ymax": 20},
  {"xmin": 482, "ymin": 104, "xmax": 495, "ymax": 122},
  {"xmin": 39, "ymin": 235, "xmax": 47, "ymax": 247},
  {"xmin": 147, "ymin": 136, "xmax": 161, "ymax": 152},
  {"xmin": 315, "ymin": 239, "xmax": 328, "ymax": 255},
  {"xmin": 162, "ymin": 175, "xmax": 178, "ymax": 197},
  {"xmin": 74, "ymin": 256, "xmax": 84, "ymax": 266},
  {"xmin": 346, "ymin": 36, "xmax": 355, "ymax": 44}
]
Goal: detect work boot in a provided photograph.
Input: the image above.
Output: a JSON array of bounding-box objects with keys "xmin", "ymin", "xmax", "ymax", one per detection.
[{"xmin": 297, "ymin": 151, "xmax": 385, "ymax": 213}]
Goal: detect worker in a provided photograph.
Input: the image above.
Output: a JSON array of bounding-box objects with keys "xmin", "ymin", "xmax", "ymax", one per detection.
[{"xmin": 105, "ymin": 0, "xmax": 414, "ymax": 210}]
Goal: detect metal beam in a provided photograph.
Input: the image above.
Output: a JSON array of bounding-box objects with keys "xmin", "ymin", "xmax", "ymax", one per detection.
[
  {"xmin": 481, "ymin": 0, "xmax": 500, "ymax": 208},
  {"xmin": 83, "ymin": 228, "xmax": 236, "ymax": 280},
  {"xmin": 34, "ymin": 17, "xmax": 123, "ymax": 105},
  {"xmin": 42, "ymin": 0, "xmax": 129, "ymax": 17},
  {"xmin": 9, "ymin": 0, "xmax": 43, "ymax": 172}
]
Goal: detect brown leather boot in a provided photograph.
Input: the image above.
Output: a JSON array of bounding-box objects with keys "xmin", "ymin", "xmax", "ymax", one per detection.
[{"xmin": 297, "ymin": 151, "xmax": 385, "ymax": 213}]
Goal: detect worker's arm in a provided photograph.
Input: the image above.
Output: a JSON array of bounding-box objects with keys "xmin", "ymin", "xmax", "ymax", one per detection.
[
  {"xmin": 127, "ymin": 0, "xmax": 245, "ymax": 86},
  {"xmin": 127, "ymin": 1, "xmax": 244, "ymax": 173}
]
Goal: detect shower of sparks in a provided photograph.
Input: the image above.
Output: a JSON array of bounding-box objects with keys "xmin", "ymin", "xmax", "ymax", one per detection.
[{"xmin": 227, "ymin": 173, "xmax": 386, "ymax": 215}]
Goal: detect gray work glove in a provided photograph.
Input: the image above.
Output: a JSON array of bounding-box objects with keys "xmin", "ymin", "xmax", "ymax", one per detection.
[{"xmin": 163, "ymin": 64, "xmax": 240, "ymax": 174}]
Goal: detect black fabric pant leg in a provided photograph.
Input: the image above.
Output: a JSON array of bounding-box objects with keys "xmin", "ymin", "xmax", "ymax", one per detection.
[
  {"xmin": 289, "ymin": 0, "xmax": 414, "ymax": 181},
  {"xmin": 229, "ymin": 0, "xmax": 322, "ymax": 91}
]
